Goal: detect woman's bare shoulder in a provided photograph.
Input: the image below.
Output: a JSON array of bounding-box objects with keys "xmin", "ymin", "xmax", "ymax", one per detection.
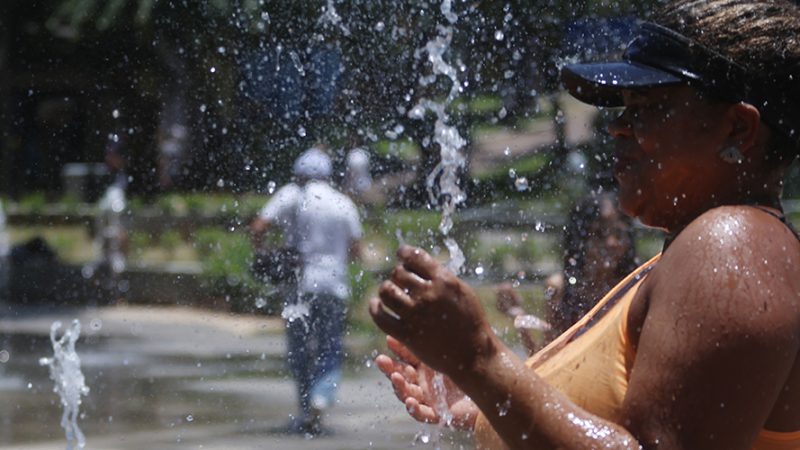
[
  {"xmin": 670, "ymin": 205, "xmax": 800, "ymax": 267},
  {"xmin": 649, "ymin": 204, "xmax": 800, "ymax": 328}
]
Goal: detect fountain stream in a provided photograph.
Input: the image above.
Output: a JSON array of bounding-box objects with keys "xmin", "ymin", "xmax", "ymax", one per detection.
[
  {"xmin": 39, "ymin": 320, "xmax": 90, "ymax": 450},
  {"xmin": 408, "ymin": 0, "xmax": 467, "ymax": 446}
]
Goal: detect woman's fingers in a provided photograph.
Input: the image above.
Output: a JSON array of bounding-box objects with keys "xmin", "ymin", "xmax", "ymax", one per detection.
[
  {"xmin": 405, "ymin": 397, "xmax": 440, "ymax": 424},
  {"xmin": 376, "ymin": 353, "xmax": 419, "ymax": 383},
  {"xmin": 390, "ymin": 263, "xmax": 431, "ymax": 295},
  {"xmin": 369, "ymin": 297, "xmax": 403, "ymax": 336},
  {"xmin": 387, "ymin": 335, "xmax": 421, "ymax": 366},
  {"xmin": 391, "ymin": 372, "xmax": 425, "ymax": 401},
  {"xmin": 397, "ymin": 245, "xmax": 440, "ymax": 281},
  {"xmin": 375, "ymin": 354, "xmax": 399, "ymax": 377},
  {"xmin": 378, "ymin": 280, "xmax": 415, "ymax": 316}
]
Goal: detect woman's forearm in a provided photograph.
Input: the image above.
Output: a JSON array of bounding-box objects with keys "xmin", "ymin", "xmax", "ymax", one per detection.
[{"xmin": 451, "ymin": 336, "xmax": 640, "ymax": 450}]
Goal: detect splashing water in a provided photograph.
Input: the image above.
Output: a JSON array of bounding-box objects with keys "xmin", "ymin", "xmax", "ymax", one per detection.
[
  {"xmin": 407, "ymin": 1, "xmax": 467, "ymax": 446},
  {"xmin": 39, "ymin": 320, "xmax": 90, "ymax": 450},
  {"xmin": 317, "ymin": 0, "xmax": 351, "ymax": 36},
  {"xmin": 281, "ymin": 299, "xmax": 311, "ymax": 330},
  {"xmin": 410, "ymin": 0, "xmax": 468, "ymax": 275}
]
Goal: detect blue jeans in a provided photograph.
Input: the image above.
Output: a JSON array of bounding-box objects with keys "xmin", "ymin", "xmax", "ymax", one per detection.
[{"xmin": 285, "ymin": 292, "xmax": 346, "ymax": 420}]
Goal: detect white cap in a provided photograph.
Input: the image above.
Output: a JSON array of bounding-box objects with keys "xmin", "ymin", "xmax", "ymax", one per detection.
[
  {"xmin": 293, "ymin": 147, "xmax": 332, "ymax": 180},
  {"xmin": 346, "ymin": 148, "xmax": 370, "ymax": 170}
]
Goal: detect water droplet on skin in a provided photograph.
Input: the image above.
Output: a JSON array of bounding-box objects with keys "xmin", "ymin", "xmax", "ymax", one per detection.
[{"xmin": 497, "ymin": 398, "xmax": 511, "ymax": 416}]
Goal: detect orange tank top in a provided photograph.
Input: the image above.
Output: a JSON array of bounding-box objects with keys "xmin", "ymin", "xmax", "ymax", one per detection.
[{"xmin": 474, "ymin": 254, "xmax": 800, "ymax": 450}]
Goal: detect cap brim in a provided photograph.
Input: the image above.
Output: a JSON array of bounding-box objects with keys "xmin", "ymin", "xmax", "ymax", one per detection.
[{"xmin": 561, "ymin": 61, "xmax": 684, "ymax": 107}]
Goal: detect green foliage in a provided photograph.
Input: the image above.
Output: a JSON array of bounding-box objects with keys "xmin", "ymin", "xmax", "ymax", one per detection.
[
  {"xmin": 348, "ymin": 262, "xmax": 375, "ymax": 308},
  {"xmin": 374, "ymin": 138, "xmax": 421, "ymax": 162},
  {"xmin": 380, "ymin": 209, "xmax": 441, "ymax": 247},
  {"xmin": 476, "ymin": 154, "xmax": 549, "ymax": 181},
  {"xmin": 192, "ymin": 228, "xmax": 266, "ymax": 312},
  {"xmin": 158, "ymin": 230, "xmax": 183, "ymax": 256},
  {"xmin": 128, "ymin": 230, "xmax": 151, "ymax": 255},
  {"xmin": 193, "ymin": 228, "xmax": 253, "ymax": 282},
  {"xmin": 18, "ymin": 192, "xmax": 48, "ymax": 214}
]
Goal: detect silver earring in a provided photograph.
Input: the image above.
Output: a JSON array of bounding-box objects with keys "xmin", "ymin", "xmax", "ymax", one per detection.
[{"xmin": 719, "ymin": 146, "xmax": 744, "ymax": 164}]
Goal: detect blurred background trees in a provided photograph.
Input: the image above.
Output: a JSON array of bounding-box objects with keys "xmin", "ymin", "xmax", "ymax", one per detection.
[{"xmin": 0, "ymin": 0, "xmax": 662, "ymax": 205}]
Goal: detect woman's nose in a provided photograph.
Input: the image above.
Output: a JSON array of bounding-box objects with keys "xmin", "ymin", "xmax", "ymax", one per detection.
[{"xmin": 607, "ymin": 111, "xmax": 633, "ymax": 138}]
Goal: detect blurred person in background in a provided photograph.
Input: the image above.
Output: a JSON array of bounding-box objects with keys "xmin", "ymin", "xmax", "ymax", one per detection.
[
  {"xmin": 86, "ymin": 134, "xmax": 130, "ymax": 305},
  {"xmin": 343, "ymin": 147, "xmax": 373, "ymax": 203},
  {"xmin": 496, "ymin": 192, "xmax": 637, "ymax": 354},
  {"xmin": 250, "ymin": 146, "xmax": 363, "ymax": 436}
]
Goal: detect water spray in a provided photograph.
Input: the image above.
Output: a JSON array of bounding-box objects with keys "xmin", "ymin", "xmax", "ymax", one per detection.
[{"xmin": 39, "ymin": 320, "xmax": 90, "ymax": 450}]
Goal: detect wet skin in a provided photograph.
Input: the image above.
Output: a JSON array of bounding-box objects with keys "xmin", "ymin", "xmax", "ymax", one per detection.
[{"xmin": 370, "ymin": 85, "xmax": 800, "ymax": 449}]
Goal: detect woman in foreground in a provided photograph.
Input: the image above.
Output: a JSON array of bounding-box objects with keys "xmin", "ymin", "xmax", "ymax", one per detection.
[{"xmin": 369, "ymin": 1, "xmax": 800, "ymax": 449}]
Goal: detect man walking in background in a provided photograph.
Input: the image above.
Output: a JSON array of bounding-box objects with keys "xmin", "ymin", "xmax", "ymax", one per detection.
[{"xmin": 250, "ymin": 146, "xmax": 362, "ymax": 436}]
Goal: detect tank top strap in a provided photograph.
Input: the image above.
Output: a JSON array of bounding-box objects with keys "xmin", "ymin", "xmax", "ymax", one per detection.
[{"xmin": 526, "ymin": 254, "xmax": 660, "ymax": 371}]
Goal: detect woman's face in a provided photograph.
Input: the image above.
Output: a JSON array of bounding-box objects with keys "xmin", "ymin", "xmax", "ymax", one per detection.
[{"xmin": 608, "ymin": 86, "xmax": 734, "ymax": 230}]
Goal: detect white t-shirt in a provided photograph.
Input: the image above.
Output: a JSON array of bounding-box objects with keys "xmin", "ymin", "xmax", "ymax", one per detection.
[{"xmin": 259, "ymin": 181, "xmax": 362, "ymax": 299}]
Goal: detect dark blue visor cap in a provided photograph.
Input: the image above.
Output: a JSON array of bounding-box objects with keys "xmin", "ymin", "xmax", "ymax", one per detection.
[
  {"xmin": 561, "ymin": 22, "xmax": 800, "ymax": 147},
  {"xmin": 561, "ymin": 61, "xmax": 684, "ymax": 107},
  {"xmin": 561, "ymin": 21, "xmax": 746, "ymax": 107}
]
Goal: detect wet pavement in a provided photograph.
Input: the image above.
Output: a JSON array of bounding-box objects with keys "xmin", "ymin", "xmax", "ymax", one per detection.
[{"xmin": 0, "ymin": 305, "xmax": 473, "ymax": 449}]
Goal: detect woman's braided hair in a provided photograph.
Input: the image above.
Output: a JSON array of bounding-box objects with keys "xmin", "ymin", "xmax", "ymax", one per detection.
[{"xmin": 653, "ymin": 0, "xmax": 800, "ymax": 164}]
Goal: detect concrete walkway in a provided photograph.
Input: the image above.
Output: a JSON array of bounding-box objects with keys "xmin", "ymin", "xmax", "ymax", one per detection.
[{"xmin": 0, "ymin": 305, "xmax": 473, "ymax": 449}]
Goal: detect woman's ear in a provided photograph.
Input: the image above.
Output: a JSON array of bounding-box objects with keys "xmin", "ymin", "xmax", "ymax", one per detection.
[{"xmin": 725, "ymin": 102, "xmax": 761, "ymax": 155}]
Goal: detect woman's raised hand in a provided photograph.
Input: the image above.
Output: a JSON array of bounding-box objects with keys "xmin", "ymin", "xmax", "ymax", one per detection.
[
  {"xmin": 375, "ymin": 336, "xmax": 478, "ymax": 430},
  {"xmin": 369, "ymin": 245, "xmax": 496, "ymax": 377}
]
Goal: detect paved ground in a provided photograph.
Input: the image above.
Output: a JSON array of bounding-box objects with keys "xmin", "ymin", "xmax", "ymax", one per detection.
[{"xmin": 0, "ymin": 305, "xmax": 474, "ymax": 449}]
